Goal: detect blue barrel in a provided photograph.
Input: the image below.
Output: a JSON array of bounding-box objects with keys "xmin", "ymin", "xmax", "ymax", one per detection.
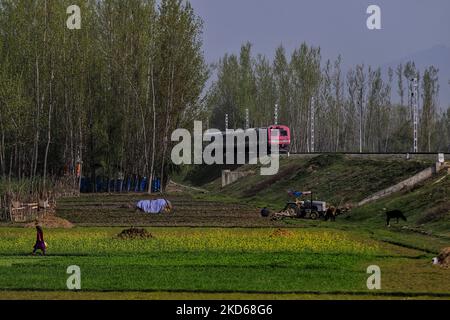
[
  {"xmin": 115, "ymin": 179, "xmax": 121, "ymax": 192},
  {"xmin": 80, "ymin": 177, "xmax": 89, "ymax": 193},
  {"xmin": 102, "ymin": 179, "xmax": 108, "ymax": 192},
  {"xmin": 134, "ymin": 176, "xmax": 139, "ymax": 192},
  {"xmin": 140, "ymin": 177, "xmax": 147, "ymax": 192},
  {"xmin": 151, "ymin": 178, "xmax": 161, "ymax": 193},
  {"xmin": 96, "ymin": 177, "xmax": 102, "ymax": 192}
]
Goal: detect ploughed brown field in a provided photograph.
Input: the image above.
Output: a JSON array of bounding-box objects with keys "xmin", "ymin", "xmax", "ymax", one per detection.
[{"xmin": 55, "ymin": 193, "xmax": 283, "ymax": 227}]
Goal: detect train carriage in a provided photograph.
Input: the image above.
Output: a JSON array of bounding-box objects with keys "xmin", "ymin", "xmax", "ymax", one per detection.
[{"xmin": 203, "ymin": 124, "xmax": 291, "ymax": 163}]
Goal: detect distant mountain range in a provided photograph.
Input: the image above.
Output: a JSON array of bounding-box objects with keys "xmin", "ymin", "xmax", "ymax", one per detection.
[{"xmin": 381, "ymin": 44, "xmax": 450, "ymax": 110}]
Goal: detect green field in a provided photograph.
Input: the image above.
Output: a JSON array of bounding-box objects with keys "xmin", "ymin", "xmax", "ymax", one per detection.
[
  {"xmin": 0, "ymin": 226, "xmax": 448, "ymax": 299},
  {"xmin": 1, "ymin": 155, "xmax": 449, "ymax": 300}
]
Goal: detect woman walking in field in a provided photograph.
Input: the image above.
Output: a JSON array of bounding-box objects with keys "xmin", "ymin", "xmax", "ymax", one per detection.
[{"xmin": 32, "ymin": 222, "xmax": 46, "ymax": 256}]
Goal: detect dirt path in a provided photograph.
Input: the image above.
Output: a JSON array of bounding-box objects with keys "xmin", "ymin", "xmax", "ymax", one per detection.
[{"xmin": 1, "ymin": 290, "xmax": 449, "ymax": 300}]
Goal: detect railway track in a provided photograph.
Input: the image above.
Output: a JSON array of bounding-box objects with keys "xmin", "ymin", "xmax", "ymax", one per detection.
[
  {"xmin": 287, "ymin": 152, "xmax": 449, "ymax": 160},
  {"xmin": 289, "ymin": 152, "xmax": 449, "ymax": 155}
]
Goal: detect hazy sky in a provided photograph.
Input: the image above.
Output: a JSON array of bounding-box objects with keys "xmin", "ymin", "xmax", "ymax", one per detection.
[{"xmin": 189, "ymin": 0, "xmax": 450, "ymax": 68}]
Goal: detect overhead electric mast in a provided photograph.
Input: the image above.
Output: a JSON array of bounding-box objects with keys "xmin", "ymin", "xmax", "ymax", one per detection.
[
  {"xmin": 310, "ymin": 97, "xmax": 315, "ymax": 153},
  {"xmin": 274, "ymin": 104, "xmax": 279, "ymax": 125},
  {"xmin": 412, "ymin": 78, "xmax": 418, "ymax": 153},
  {"xmin": 245, "ymin": 108, "xmax": 249, "ymax": 129}
]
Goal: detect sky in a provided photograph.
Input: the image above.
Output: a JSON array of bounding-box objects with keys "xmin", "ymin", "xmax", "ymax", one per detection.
[{"xmin": 189, "ymin": 0, "xmax": 450, "ymax": 67}]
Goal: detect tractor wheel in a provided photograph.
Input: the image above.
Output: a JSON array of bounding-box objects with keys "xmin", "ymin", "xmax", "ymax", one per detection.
[{"xmin": 310, "ymin": 211, "xmax": 319, "ymax": 220}]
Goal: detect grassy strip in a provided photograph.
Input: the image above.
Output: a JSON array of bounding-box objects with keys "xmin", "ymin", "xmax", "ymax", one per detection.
[
  {"xmin": 0, "ymin": 227, "xmax": 448, "ymax": 296},
  {"xmin": 2, "ymin": 290, "xmax": 449, "ymax": 300}
]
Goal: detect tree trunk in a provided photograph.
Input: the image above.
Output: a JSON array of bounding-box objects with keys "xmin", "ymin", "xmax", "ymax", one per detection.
[
  {"xmin": 43, "ymin": 68, "xmax": 54, "ymax": 190},
  {"xmin": 148, "ymin": 63, "xmax": 157, "ymax": 194}
]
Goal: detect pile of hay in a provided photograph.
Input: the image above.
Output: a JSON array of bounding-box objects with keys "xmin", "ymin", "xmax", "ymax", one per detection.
[
  {"xmin": 24, "ymin": 215, "xmax": 74, "ymax": 229},
  {"xmin": 433, "ymin": 247, "xmax": 450, "ymax": 268},
  {"xmin": 117, "ymin": 227, "xmax": 153, "ymax": 240},
  {"xmin": 270, "ymin": 228, "xmax": 294, "ymax": 238}
]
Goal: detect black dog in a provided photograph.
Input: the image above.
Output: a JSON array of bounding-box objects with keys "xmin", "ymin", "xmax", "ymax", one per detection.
[{"xmin": 385, "ymin": 209, "xmax": 407, "ymax": 226}]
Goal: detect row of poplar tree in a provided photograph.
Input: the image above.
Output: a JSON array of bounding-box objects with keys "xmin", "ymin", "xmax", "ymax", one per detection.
[
  {"xmin": 0, "ymin": 0, "xmax": 208, "ymax": 192},
  {"xmin": 207, "ymin": 42, "xmax": 449, "ymax": 154},
  {"xmin": 0, "ymin": 0, "xmax": 448, "ymax": 193}
]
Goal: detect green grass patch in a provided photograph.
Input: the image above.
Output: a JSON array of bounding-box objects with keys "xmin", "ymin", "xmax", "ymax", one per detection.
[
  {"xmin": 188, "ymin": 155, "xmax": 431, "ymax": 210},
  {"xmin": 0, "ymin": 227, "xmax": 448, "ymax": 297}
]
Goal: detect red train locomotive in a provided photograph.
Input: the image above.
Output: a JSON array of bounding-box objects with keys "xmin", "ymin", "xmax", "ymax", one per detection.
[
  {"xmin": 267, "ymin": 125, "xmax": 291, "ymax": 154},
  {"xmin": 204, "ymin": 124, "xmax": 291, "ymax": 156}
]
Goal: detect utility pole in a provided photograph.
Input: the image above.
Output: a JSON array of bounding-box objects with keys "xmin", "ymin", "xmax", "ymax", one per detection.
[
  {"xmin": 358, "ymin": 86, "xmax": 363, "ymax": 153},
  {"xmin": 310, "ymin": 97, "xmax": 315, "ymax": 153},
  {"xmin": 274, "ymin": 104, "xmax": 279, "ymax": 125},
  {"xmin": 412, "ymin": 77, "xmax": 418, "ymax": 153},
  {"xmin": 245, "ymin": 108, "xmax": 249, "ymax": 129}
]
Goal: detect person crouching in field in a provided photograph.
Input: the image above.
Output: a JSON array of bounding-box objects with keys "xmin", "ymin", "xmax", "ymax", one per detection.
[
  {"xmin": 32, "ymin": 222, "xmax": 46, "ymax": 256},
  {"xmin": 131, "ymin": 199, "xmax": 173, "ymax": 214}
]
